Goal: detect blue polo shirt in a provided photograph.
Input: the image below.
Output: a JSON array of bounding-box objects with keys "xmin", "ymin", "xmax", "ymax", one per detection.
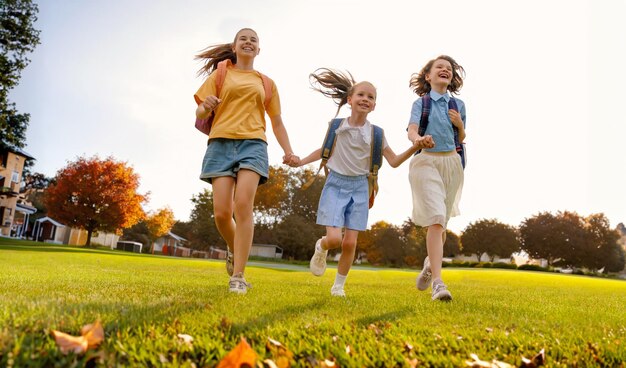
[{"xmin": 408, "ymin": 91, "xmax": 466, "ymax": 153}]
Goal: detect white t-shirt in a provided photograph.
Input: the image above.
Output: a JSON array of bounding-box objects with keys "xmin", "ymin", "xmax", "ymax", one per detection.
[{"xmin": 326, "ymin": 118, "xmax": 388, "ymax": 176}]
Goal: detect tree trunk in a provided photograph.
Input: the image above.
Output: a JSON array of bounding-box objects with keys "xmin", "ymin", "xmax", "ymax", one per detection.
[{"xmin": 86, "ymin": 228, "xmax": 93, "ymax": 247}]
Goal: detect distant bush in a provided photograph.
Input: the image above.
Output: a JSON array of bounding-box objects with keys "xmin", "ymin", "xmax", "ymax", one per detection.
[
  {"xmin": 490, "ymin": 262, "xmax": 517, "ymax": 269},
  {"xmin": 517, "ymin": 264, "xmax": 550, "ymax": 272},
  {"xmin": 443, "ymin": 261, "xmax": 479, "ymax": 268}
]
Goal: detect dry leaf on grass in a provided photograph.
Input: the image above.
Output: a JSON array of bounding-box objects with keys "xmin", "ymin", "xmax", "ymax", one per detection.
[
  {"xmin": 217, "ymin": 337, "xmax": 257, "ymax": 368},
  {"xmin": 520, "ymin": 349, "xmax": 545, "ymax": 367},
  {"xmin": 263, "ymin": 359, "xmax": 280, "ymax": 368},
  {"xmin": 465, "ymin": 353, "xmax": 514, "ymax": 368},
  {"xmin": 266, "ymin": 337, "xmax": 293, "ymax": 368},
  {"xmin": 177, "ymin": 334, "xmax": 194, "ymax": 347},
  {"xmin": 51, "ymin": 320, "xmax": 104, "ymax": 355},
  {"xmin": 403, "ymin": 341, "xmax": 414, "ymax": 353}
]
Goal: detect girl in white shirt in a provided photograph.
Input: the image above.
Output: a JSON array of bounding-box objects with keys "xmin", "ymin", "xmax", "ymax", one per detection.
[{"xmin": 290, "ymin": 68, "xmax": 434, "ymax": 297}]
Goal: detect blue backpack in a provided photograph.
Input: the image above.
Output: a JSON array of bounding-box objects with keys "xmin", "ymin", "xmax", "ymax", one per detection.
[
  {"xmin": 312, "ymin": 118, "xmax": 384, "ymax": 209},
  {"xmin": 417, "ymin": 95, "xmax": 466, "ymax": 168}
]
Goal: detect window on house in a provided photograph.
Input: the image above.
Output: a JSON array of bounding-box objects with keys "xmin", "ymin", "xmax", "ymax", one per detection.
[{"xmin": 11, "ymin": 171, "xmax": 19, "ymax": 183}]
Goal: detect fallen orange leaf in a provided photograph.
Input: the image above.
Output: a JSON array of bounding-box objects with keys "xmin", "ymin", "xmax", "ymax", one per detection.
[
  {"xmin": 51, "ymin": 330, "xmax": 89, "ymax": 355},
  {"xmin": 51, "ymin": 320, "xmax": 104, "ymax": 355},
  {"xmin": 217, "ymin": 337, "xmax": 257, "ymax": 368},
  {"xmin": 81, "ymin": 321, "xmax": 104, "ymax": 349}
]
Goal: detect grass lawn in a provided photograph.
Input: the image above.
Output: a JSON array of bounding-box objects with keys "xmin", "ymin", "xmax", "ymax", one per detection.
[{"xmin": 0, "ymin": 240, "xmax": 625, "ymax": 367}]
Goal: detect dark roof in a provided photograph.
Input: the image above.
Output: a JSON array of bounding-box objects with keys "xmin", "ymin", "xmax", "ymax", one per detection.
[{"xmin": 3, "ymin": 147, "xmax": 35, "ymax": 160}]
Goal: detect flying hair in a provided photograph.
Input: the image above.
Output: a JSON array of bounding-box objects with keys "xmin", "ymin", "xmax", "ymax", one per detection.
[
  {"xmin": 195, "ymin": 28, "xmax": 257, "ymax": 76},
  {"xmin": 309, "ymin": 68, "xmax": 357, "ymax": 117},
  {"xmin": 409, "ymin": 55, "xmax": 465, "ymax": 96}
]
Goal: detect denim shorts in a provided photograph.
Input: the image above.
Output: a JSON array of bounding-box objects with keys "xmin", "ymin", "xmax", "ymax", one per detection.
[
  {"xmin": 199, "ymin": 138, "xmax": 269, "ymax": 185},
  {"xmin": 316, "ymin": 170, "xmax": 369, "ymax": 231}
]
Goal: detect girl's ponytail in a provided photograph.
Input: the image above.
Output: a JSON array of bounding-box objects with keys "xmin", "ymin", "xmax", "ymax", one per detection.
[
  {"xmin": 195, "ymin": 43, "xmax": 236, "ymax": 76},
  {"xmin": 309, "ymin": 68, "xmax": 355, "ymax": 117}
]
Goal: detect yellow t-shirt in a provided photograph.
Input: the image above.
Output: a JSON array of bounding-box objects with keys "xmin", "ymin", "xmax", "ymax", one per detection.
[{"xmin": 194, "ymin": 67, "xmax": 281, "ymax": 142}]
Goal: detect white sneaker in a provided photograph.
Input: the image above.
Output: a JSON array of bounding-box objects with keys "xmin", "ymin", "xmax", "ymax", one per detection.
[
  {"xmin": 310, "ymin": 238, "xmax": 328, "ymax": 276},
  {"xmin": 331, "ymin": 285, "xmax": 346, "ymax": 297},
  {"xmin": 431, "ymin": 281, "xmax": 452, "ymax": 301},
  {"xmin": 416, "ymin": 256, "xmax": 432, "ymax": 291},
  {"xmin": 226, "ymin": 250, "xmax": 234, "ymax": 276},
  {"xmin": 228, "ymin": 274, "xmax": 251, "ymax": 294}
]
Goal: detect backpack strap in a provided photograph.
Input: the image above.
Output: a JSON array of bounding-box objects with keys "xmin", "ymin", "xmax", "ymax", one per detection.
[
  {"xmin": 301, "ymin": 118, "xmax": 342, "ymax": 190},
  {"xmin": 213, "ymin": 59, "xmax": 231, "ymax": 99},
  {"xmin": 414, "ymin": 95, "xmax": 431, "ymax": 155},
  {"xmin": 259, "ymin": 73, "xmax": 273, "ymax": 110},
  {"xmin": 448, "ymin": 97, "xmax": 466, "ymax": 169},
  {"xmin": 320, "ymin": 118, "xmax": 343, "ymax": 175},
  {"xmin": 367, "ymin": 125, "xmax": 384, "ymax": 208},
  {"xmin": 418, "ymin": 94, "xmax": 431, "ymax": 137},
  {"xmin": 370, "ymin": 125, "xmax": 384, "ymax": 177}
]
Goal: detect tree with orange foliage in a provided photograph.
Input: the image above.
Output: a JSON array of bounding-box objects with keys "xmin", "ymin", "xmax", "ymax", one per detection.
[
  {"xmin": 45, "ymin": 156, "xmax": 147, "ymax": 246},
  {"xmin": 145, "ymin": 207, "xmax": 176, "ymax": 254}
]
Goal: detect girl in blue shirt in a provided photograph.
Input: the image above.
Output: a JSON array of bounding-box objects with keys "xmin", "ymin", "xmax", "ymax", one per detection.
[
  {"xmin": 291, "ymin": 68, "xmax": 433, "ymax": 297},
  {"xmin": 407, "ymin": 55, "xmax": 466, "ymax": 302}
]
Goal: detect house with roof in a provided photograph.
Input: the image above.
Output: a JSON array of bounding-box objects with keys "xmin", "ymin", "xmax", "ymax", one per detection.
[
  {"xmin": 0, "ymin": 147, "xmax": 36, "ymax": 237},
  {"xmin": 154, "ymin": 231, "xmax": 191, "ymax": 257},
  {"xmin": 250, "ymin": 243, "xmax": 283, "ymax": 259}
]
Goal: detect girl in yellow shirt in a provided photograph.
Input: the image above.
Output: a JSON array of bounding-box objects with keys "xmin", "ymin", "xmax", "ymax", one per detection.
[{"xmin": 194, "ymin": 28, "xmax": 296, "ymax": 294}]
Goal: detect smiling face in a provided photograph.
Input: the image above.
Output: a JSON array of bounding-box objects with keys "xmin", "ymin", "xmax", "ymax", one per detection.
[
  {"xmin": 347, "ymin": 82, "xmax": 377, "ymax": 114},
  {"xmin": 425, "ymin": 58, "xmax": 453, "ymax": 92},
  {"xmin": 232, "ymin": 28, "xmax": 260, "ymax": 61}
]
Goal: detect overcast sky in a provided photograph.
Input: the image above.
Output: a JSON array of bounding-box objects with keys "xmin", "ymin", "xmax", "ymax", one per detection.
[{"xmin": 9, "ymin": 0, "xmax": 626, "ymax": 233}]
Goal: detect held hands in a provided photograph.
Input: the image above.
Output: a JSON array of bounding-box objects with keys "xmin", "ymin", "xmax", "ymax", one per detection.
[
  {"xmin": 283, "ymin": 153, "xmax": 301, "ymax": 167},
  {"xmin": 448, "ymin": 109, "xmax": 463, "ymax": 130},
  {"xmin": 413, "ymin": 135, "xmax": 435, "ymax": 150}
]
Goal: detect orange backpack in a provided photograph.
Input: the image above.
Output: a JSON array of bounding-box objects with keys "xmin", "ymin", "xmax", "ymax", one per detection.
[{"xmin": 194, "ymin": 59, "xmax": 273, "ymax": 135}]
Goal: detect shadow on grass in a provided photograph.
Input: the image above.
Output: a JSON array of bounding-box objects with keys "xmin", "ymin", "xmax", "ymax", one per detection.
[
  {"xmin": 0, "ymin": 243, "xmax": 162, "ymax": 259},
  {"xmin": 353, "ymin": 307, "xmax": 415, "ymax": 327},
  {"xmin": 229, "ymin": 301, "xmax": 323, "ymax": 334}
]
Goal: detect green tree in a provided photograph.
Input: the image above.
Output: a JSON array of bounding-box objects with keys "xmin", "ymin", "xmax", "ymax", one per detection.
[
  {"xmin": 583, "ymin": 214, "xmax": 625, "ymax": 272},
  {"xmin": 443, "ymin": 230, "xmax": 462, "ymax": 258},
  {"xmin": 362, "ymin": 221, "xmax": 411, "ymax": 267},
  {"xmin": 253, "ymin": 165, "xmax": 324, "ymax": 259},
  {"xmin": 461, "ymin": 219, "xmax": 519, "ymax": 262},
  {"xmin": 1, "ymin": 0, "xmax": 41, "ymax": 151},
  {"xmin": 519, "ymin": 211, "xmax": 586, "ymax": 267},
  {"xmin": 187, "ymin": 188, "xmax": 221, "ymax": 250},
  {"xmin": 399, "ymin": 219, "xmax": 427, "ymax": 267},
  {"xmin": 273, "ymin": 213, "xmax": 322, "ymax": 260}
]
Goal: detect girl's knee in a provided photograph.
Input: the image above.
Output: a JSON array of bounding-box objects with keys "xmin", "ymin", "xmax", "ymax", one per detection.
[
  {"xmin": 341, "ymin": 238, "xmax": 357, "ymax": 252},
  {"xmin": 214, "ymin": 209, "xmax": 232, "ymax": 224}
]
